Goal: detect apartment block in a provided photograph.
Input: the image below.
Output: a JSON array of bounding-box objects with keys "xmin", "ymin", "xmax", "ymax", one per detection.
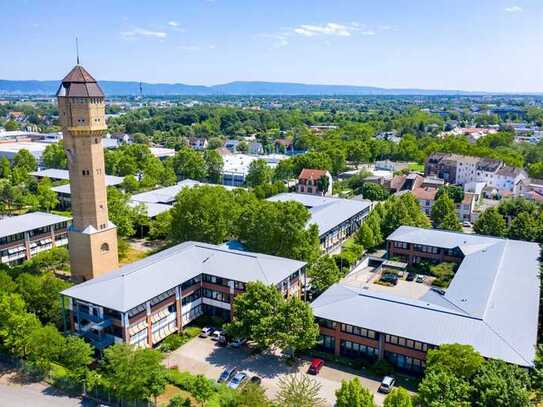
[
  {"xmin": 61, "ymin": 242, "xmax": 306, "ymax": 350},
  {"xmin": 0, "ymin": 212, "xmax": 71, "ymax": 266},
  {"xmin": 312, "ymin": 226, "xmax": 540, "ymax": 373}
]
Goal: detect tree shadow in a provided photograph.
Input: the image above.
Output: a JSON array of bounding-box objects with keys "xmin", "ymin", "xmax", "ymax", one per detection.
[{"xmin": 204, "ymin": 343, "xmax": 302, "ymax": 379}]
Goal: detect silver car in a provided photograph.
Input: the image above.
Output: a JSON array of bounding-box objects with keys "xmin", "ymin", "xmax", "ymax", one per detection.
[
  {"xmin": 218, "ymin": 367, "xmax": 237, "ymax": 383},
  {"xmin": 228, "ymin": 372, "xmax": 248, "ymax": 389}
]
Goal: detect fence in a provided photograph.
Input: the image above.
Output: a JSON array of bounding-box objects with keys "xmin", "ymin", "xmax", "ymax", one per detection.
[{"xmin": 0, "ymin": 352, "xmax": 155, "ymax": 407}]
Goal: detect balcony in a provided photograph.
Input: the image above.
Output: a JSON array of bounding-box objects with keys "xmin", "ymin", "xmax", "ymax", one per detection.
[{"xmin": 81, "ymin": 330, "xmax": 115, "ymax": 349}]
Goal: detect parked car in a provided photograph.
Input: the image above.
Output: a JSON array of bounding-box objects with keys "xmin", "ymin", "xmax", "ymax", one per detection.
[
  {"xmin": 228, "ymin": 372, "xmax": 248, "ymax": 389},
  {"xmin": 463, "ymin": 221, "xmax": 472, "ymax": 227},
  {"xmin": 211, "ymin": 329, "xmax": 225, "ymax": 341},
  {"xmin": 307, "ymin": 358, "xmax": 324, "ymax": 375},
  {"xmin": 406, "ymin": 272, "xmax": 416, "ymax": 281},
  {"xmin": 378, "ymin": 376, "xmax": 396, "ymax": 394},
  {"xmin": 200, "ymin": 326, "xmax": 215, "ymax": 338},
  {"xmin": 250, "ymin": 376, "xmax": 262, "ymax": 385},
  {"xmin": 230, "ymin": 337, "xmax": 247, "ymax": 348},
  {"xmin": 416, "ymin": 274, "xmax": 425, "ymax": 283},
  {"xmin": 381, "ymin": 273, "xmax": 398, "ymax": 285},
  {"xmin": 217, "ymin": 334, "xmax": 229, "ymax": 347},
  {"xmin": 218, "ymin": 367, "xmax": 238, "ymax": 383}
]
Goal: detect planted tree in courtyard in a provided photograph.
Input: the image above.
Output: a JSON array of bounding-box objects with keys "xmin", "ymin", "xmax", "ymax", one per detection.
[
  {"xmin": 384, "ymin": 387, "xmax": 413, "ymax": 407},
  {"xmin": 335, "ymin": 377, "xmax": 375, "ymax": 407},
  {"xmin": 276, "ymin": 373, "xmax": 325, "ymax": 407},
  {"xmin": 276, "ymin": 296, "xmax": 319, "ymax": 355}
]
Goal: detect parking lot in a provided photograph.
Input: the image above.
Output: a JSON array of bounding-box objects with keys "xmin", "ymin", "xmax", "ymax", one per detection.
[
  {"xmin": 342, "ymin": 263, "xmax": 432, "ymax": 300},
  {"xmin": 163, "ymin": 336, "xmax": 389, "ymax": 406}
]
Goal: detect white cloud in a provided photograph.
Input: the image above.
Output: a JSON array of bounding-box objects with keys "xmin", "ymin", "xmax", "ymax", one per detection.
[
  {"xmin": 121, "ymin": 28, "xmax": 167, "ymax": 39},
  {"xmin": 293, "ymin": 23, "xmax": 355, "ymax": 37},
  {"xmin": 505, "ymin": 5, "xmax": 523, "ymax": 13},
  {"xmin": 168, "ymin": 21, "xmax": 179, "ymax": 27}
]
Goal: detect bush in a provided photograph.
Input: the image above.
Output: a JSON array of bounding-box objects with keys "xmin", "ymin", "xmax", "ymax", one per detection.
[
  {"xmin": 159, "ymin": 327, "xmax": 202, "ymax": 353},
  {"xmin": 166, "ymin": 369, "xmax": 216, "ymax": 402},
  {"xmin": 371, "ymin": 359, "xmax": 394, "ymax": 377}
]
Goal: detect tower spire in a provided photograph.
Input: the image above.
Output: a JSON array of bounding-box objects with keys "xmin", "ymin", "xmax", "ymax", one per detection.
[{"xmin": 75, "ymin": 37, "xmax": 80, "ymax": 65}]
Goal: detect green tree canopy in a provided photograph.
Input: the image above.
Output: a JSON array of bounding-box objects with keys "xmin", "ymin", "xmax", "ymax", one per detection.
[
  {"xmin": 172, "ymin": 148, "xmax": 208, "ymax": 180},
  {"xmin": 43, "ymin": 141, "xmax": 68, "ymax": 169},
  {"xmin": 275, "ymin": 374, "xmax": 325, "ymax": 407},
  {"xmin": 307, "ymin": 255, "xmax": 342, "ymax": 294},
  {"xmin": 384, "ymin": 387, "xmax": 413, "ymax": 407},
  {"xmin": 335, "ymin": 378, "xmax": 375, "ymax": 407},
  {"xmin": 426, "ymin": 344, "xmax": 485, "ymax": 380},
  {"xmin": 246, "ymin": 159, "xmax": 273, "ymax": 187},
  {"xmin": 473, "ymin": 207, "xmax": 507, "ymax": 237}
]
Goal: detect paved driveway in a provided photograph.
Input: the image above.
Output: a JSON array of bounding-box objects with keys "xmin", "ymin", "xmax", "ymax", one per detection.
[{"xmin": 164, "ymin": 337, "xmax": 388, "ymax": 406}]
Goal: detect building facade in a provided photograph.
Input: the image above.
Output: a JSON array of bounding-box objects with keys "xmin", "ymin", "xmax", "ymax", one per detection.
[
  {"xmin": 296, "ymin": 169, "xmax": 333, "ymax": 196},
  {"xmin": 61, "ymin": 242, "xmax": 306, "ymax": 350},
  {"xmin": 0, "ymin": 212, "xmax": 71, "ymax": 266},
  {"xmin": 312, "ymin": 227, "xmax": 540, "ymax": 373},
  {"xmin": 57, "ymin": 65, "xmax": 118, "ymax": 282}
]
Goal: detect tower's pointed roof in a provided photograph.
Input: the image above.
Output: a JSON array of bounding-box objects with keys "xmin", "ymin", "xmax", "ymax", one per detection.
[{"xmin": 56, "ymin": 65, "xmax": 104, "ymax": 98}]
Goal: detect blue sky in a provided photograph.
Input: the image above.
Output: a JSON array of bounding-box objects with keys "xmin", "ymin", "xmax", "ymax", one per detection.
[{"xmin": 1, "ymin": 0, "xmax": 542, "ymax": 92}]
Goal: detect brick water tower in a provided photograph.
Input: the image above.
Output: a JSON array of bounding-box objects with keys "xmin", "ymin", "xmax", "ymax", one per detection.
[{"xmin": 56, "ymin": 64, "xmax": 118, "ymax": 282}]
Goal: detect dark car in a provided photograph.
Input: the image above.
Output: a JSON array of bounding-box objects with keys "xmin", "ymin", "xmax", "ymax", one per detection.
[
  {"xmin": 406, "ymin": 272, "xmax": 416, "ymax": 281},
  {"xmin": 307, "ymin": 358, "xmax": 324, "ymax": 375},
  {"xmin": 250, "ymin": 375, "xmax": 262, "ymax": 385},
  {"xmin": 381, "ymin": 273, "xmax": 398, "ymax": 285},
  {"xmin": 217, "ymin": 333, "xmax": 229, "ymax": 347}
]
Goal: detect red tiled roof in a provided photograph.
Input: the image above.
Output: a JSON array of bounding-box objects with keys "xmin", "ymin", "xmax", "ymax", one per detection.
[
  {"xmin": 299, "ymin": 168, "xmax": 327, "ymax": 180},
  {"xmin": 412, "ymin": 187, "xmax": 438, "ymax": 201}
]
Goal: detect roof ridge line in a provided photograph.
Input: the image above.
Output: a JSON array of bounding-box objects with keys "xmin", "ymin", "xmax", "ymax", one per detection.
[
  {"xmin": 481, "ymin": 241, "xmax": 508, "ymax": 320},
  {"xmin": 481, "ymin": 318, "xmax": 531, "ymax": 365}
]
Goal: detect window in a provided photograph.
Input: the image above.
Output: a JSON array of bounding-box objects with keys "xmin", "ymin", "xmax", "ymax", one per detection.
[
  {"xmin": 385, "ymin": 335, "xmax": 428, "ymax": 351},
  {"xmin": 100, "ymin": 243, "xmax": 109, "ymax": 252},
  {"xmin": 340, "ymin": 340, "xmax": 378, "ymax": 360},
  {"xmin": 317, "ymin": 318, "xmax": 336, "ymax": 330},
  {"xmin": 340, "ymin": 324, "xmax": 376, "ymax": 339},
  {"xmin": 316, "ymin": 335, "xmax": 335, "ymax": 353}
]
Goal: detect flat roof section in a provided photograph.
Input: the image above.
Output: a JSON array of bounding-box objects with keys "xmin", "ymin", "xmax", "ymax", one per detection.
[
  {"xmin": 267, "ymin": 193, "xmax": 371, "ymax": 236},
  {"xmin": 0, "ymin": 212, "xmax": 72, "ymax": 239}
]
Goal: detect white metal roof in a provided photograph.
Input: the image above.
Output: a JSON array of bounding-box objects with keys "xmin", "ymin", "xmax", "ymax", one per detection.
[
  {"xmin": 62, "ymin": 241, "xmax": 306, "ymax": 313},
  {"xmin": 312, "ymin": 226, "xmax": 541, "ymax": 366},
  {"xmin": 0, "ymin": 212, "xmax": 71, "ymax": 239},
  {"xmin": 267, "ymin": 193, "xmax": 371, "ymax": 236},
  {"xmin": 31, "ymin": 169, "xmax": 124, "ymax": 186}
]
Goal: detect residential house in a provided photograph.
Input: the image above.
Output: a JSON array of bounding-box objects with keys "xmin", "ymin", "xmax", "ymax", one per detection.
[{"xmin": 296, "ymin": 169, "xmax": 333, "ymax": 196}]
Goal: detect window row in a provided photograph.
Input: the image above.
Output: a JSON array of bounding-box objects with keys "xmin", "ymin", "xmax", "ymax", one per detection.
[
  {"xmin": 385, "ymin": 334, "xmax": 430, "ymax": 351},
  {"xmin": 384, "ymin": 351, "xmax": 426, "ymax": 372},
  {"xmin": 393, "ymin": 241, "xmax": 408, "ymax": 249},
  {"xmin": 341, "ymin": 323, "xmax": 377, "ymax": 339},
  {"xmin": 413, "ymin": 244, "xmax": 439, "ymax": 254},
  {"xmin": 181, "ymin": 275, "xmax": 202, "ymax": 290},
  {"xmin": 202, "ymin": 288, "xmax": 231, "ymax": 303},
  {"xmin": 340, "ymin": 340, "xmax": 379, "ymax": 359},
  {"xmin": 316, "ymin": 334, "xmax": 336, "ymax": 352},
  {"xmin": 182, "ymin": 289, "xmax": 201, "ymax": 305},
  {"xmin": 317, "ymin": 318, "xmax": 337, "ymax": 330}
]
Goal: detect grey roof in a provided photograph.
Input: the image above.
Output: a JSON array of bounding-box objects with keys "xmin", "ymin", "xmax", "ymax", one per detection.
[
  {"xmin": 62, "ymin": 241, "xmax": 306, "ymax": 313},
  {"xmin": 0, "ymin": 212, "xmax": 71, "ymax": 239},
  {"xmin": 313, "ymin": 226, "xmax": 541, "ymax": 366},
  {"xmin": 128, "ymin": 201, "xmax": 172, "ymax": 218},
  {"xmin": 130, "ymin": 180, "xmax": 239, "ymax": 205},
  {"xmin": 32, "ymin": 169, "xmax": 124, "ymax": 186},
  {"xmin": 267, "ymin": 193, "xmax": 371, "ymax": 236}
]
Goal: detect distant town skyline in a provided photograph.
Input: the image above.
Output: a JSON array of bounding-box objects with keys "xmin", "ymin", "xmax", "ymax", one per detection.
[{"xmin": 1, "ymin": 0, "xmax": 542, "ymax": 92}]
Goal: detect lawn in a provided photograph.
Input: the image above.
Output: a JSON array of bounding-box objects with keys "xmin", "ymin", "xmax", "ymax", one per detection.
[
  {"xmin": 408, "ymin": 162, "xmax": 425, "ymax": 172},
  {"xmin": 157, "ymin": 384, "xmax": 200, "ymax": 407},
  {"xmin": 118, "ymin": 246, "xmax": 149, "ymax": 266}
]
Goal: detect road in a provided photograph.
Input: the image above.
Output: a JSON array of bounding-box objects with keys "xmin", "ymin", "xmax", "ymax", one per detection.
[{"xmin": 0, "ymin": 381, "xmax": 85, "ymax": 407}]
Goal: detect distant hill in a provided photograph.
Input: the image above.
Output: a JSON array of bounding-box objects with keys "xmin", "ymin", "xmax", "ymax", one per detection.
[{"xmin": 0, "ymin": 79, "xmax": 483, "ymax": 96}]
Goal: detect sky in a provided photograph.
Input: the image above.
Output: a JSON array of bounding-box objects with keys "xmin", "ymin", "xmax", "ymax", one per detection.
[{"xmin": 1, "ymin": 0, "xmax": 542, "ymax": 92}]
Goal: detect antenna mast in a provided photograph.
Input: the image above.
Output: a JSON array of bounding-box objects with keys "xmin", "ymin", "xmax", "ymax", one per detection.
[{"xmin": 75, "ymin": 37, "xmax": 80, "ymax": 65}]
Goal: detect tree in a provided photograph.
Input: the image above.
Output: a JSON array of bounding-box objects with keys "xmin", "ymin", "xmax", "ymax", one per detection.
[
  {"xmin": 381, "ymin": 194, "xmax": 430, "ymax": 238},
  {"xmin": 236, "ymin": 382, "xmax": 271, "ymax": 407},
  {"xmin": 12, "ymin": 148, "xmax": 37, "ymax": 172},
  {"xmin": 19, "ymin": 246, "xmax": 69, "ymax": 274},
  {"xmin": 107, "ymin": 187, "xmax": 144, "ymax": 237},
  {"xmin": 0, "ymin": 156, "xmax": 10, "ymax": 179},
  {"xmin": 246, "ymin": 159, "xmax": 273, "ymax": 187},
  {"xmin": 431, "ymin": 192, "xmax": 460, "ymax": 230},
  {"xmin": 473, "ymin": 208, "xmax": 507, "ymax": 237},
  {"xmin": 276, "ymin": 296, "xmax": 319, "ymax": 355},
  {"xmin": 471, "ymin": 359, "xmax": 530, "ymax": 407},
  {"xmin": 307, "ymin": 255, "xmax": 342, "ymax": 294},
  {"xmin": 356, "ymin": 222, "xmax": 375, "ymax": 249},
  {"xmin": 2, "ymin": 311, "xmax": 41, "ymax": 358},
  {"xmin": 36, "ymin": 177, "xmax": 58, "ymax": 212},
  {"xmin": 275, "ymin": 374, "xmax": 325, "ymax": 407},
  {"xmin": 4, "ymin": 120, "xmax": 19, "ymax": 131},
  {"xmin": 170, "ymin": 185, "xmax": 237, "ymax": 244},
  {"xmin": 27, "ymin": 324, "xmax": 64, "ymax": 371},
  {"xmin": 203, "ymin": 149, "xmax": 223, "ymax": 183},
  {"xmin": 440, "ymin": 211, "xmax": 462, "ymax": 232},
  {"xmin": 335, "ymin": 378, "xmax": 375, "ymax": 407},
  {"xmin": 384, "ymin": 387, "xmax": 413, "ymax": 407},
  {"xmin": 172, "ymin": 148, "xmax": 208, "ymax": 180},
  {"xmin": 59, "ymin": 335, "xmax": 94, "ymax": 375},
  {"xmin": 426, "ymin": 344, "xmax": 484, "ymax": 380},
  {"xmin": 122, "ymin": 174, "xmax": 140, "ymax": 193},
  {"xmin": 226, "ymin": 282, "xmax": 284, "ymax": 349},
  {"xmin": 101, "ymin": 344, "xmax": 167, "ymax": 402},
  {"xmin": 237, "ymin": 200, "xmax": 320, "ymax": 262},
  {"xmin": 149, "ymin": 210, "xmax": 172, "ymax": 240},
  {"xmin": 361, "ymin": 183, "xmax": 389, "ymax": 201},
  {"xmin": 508, "ymin": 211, "xmax": 540, "ymax": 242},
  {"xmin": 436, "ymin": 185, "xmax": 464, "ymax": 203},
  {"xmin": 417, "ymin": 370, "xmax": 472, "ymax": 407},
  {"xmin": 15, "ymin": 272, "xmax": 71, "ymax": 326},
  {"xmin": 43, "ymin": 141, "xmax": 68, "ymax": 169}
]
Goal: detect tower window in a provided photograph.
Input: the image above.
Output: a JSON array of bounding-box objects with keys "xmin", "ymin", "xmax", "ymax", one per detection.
[{"xmin": 100, "ymin": 243, "xmax": 109, "ymax": 252}]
